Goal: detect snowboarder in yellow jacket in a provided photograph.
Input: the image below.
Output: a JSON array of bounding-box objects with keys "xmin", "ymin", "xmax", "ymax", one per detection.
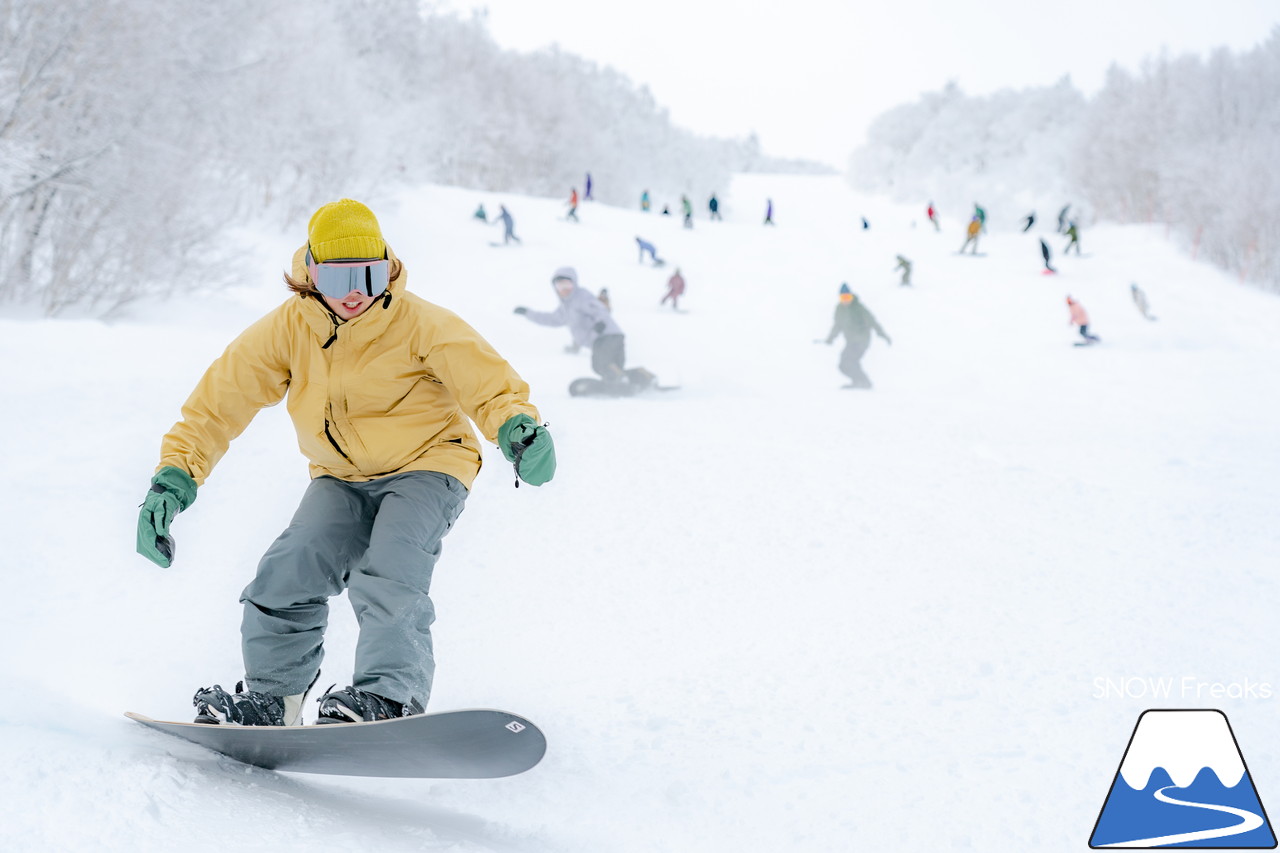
[{"xmin": 135, "ymin": 199, "xmax": 556, "ymax": 727}]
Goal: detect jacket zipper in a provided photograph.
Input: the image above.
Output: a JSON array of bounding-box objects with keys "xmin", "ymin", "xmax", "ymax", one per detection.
[{"xmin": 324, "ymin": 419, "xmax": 352, "ymax": 464}]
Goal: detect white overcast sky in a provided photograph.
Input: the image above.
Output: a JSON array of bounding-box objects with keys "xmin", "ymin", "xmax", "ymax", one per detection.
[{"xmin": 441, "ymin": 0, "xmax": 1279, "ymax": 168}]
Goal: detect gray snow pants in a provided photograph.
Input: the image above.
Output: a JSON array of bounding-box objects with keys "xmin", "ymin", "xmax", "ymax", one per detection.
[{"xmin": 240, "ymin": 471, "xmax": 467, "ymax": 707}]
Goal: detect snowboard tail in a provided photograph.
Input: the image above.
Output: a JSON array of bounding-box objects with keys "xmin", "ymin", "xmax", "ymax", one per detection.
[{"xmin": 126, "ymin": 709, "xmax": 546, "ymax": 778}]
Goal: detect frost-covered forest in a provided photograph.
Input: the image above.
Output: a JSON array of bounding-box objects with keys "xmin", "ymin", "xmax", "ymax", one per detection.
[
  {"xmin": 850, "ymin": 28, "xmax": 1280, "ymax": 291},
  {"xmin": 0, "ymin": 0, "xmax": 811, "ymax": 315}
]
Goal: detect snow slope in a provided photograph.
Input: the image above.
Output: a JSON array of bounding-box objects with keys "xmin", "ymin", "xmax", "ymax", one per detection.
[{"xmin": 2, "ymin": 175, "xmax": 1278, "ymax": 852}]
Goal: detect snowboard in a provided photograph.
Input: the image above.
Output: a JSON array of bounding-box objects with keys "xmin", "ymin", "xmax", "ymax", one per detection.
[
  {"xmin": 126, "ymin": 709, "xmax": 546, "ymax": 779},
  {"xmin": 1073, "ymin": 338, "xmax": 1102, "ymax": 347},
  {"xmin": 568, "ymin": 375, "xmax": 678, "ymax": 397}
]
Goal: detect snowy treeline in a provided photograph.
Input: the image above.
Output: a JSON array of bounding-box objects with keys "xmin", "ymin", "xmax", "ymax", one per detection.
[
  {"xmin": 850, "ymin": 29, "xmax": 1280, "ymax": 291},
  {"xmin": 0, "ymin": 1, "xmax": 791, "ymax": 315}
]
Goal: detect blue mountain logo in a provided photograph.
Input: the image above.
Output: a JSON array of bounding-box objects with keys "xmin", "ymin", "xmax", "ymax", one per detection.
[{"xmin": 1090, "ymin": 709, "xmax": 1276, "ymax": 848}]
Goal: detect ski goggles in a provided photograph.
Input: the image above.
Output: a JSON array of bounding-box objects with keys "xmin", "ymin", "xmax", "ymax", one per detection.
[{"xmin": 306, "ymin": 249, "xmax": 390, "ymax": 300}]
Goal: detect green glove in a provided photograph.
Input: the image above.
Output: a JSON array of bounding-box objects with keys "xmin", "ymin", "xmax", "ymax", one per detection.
[
  {"xmin": 498, "ymin": 413, "xmax": 556, "ymax": 487},
  {"xmin": 136, "ymin": 466, "xmax": 198, "ymax": 567}
]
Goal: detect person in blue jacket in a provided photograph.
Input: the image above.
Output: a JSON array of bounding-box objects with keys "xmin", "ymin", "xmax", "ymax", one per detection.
[{"xmin": 636, "ymin": 236, "xmax": 663, "ymax": 266}]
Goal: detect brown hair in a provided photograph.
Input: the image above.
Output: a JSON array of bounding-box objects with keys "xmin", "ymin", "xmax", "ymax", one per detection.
[{"xmin": 283, "ymin": 256, "xmax": 404, "ymax": 294}]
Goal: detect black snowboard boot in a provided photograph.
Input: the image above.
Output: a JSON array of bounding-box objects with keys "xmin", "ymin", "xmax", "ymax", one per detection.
[
  {"xmin": 193, "ymin": 682, "xmax": 288, "ymax": 726},
  {"xmin": 316, "ymin": 685, "xmax": 424, "ymax": 724}
]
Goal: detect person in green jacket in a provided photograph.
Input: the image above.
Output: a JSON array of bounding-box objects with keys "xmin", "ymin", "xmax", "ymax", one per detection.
[
  {"xmin": 894, "ymin": 255, "xmax": 913, "ymax": 286},
  {"xmin": 816, "ymin": 284, "xmax": 892, "ymax": 389},
  {"xmin": 1064, "ymin": 221, "xmax": 1081, "ymax": 255}
]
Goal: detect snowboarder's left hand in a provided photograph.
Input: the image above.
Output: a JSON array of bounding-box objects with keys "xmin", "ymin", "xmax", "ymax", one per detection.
[
  {"xmin": 136, "ymin": 466, "xmax": 198, "ymax": 567},
  {"xmin": 498, "ymin": 414, "xmax": 556, "ymax": 487}
]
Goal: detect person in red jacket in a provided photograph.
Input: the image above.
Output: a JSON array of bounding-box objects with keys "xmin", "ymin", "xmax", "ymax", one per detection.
[
  {"xmin": 661, "ymin": 268, "xmax": 686, "ymax": 310},
  {"xmin": 566, "ymin": 187, "xmax": 579, "ymax": 222},
  {"xmin": 927, "ymin": 201, "xmax": 940, "ymax": 231}
]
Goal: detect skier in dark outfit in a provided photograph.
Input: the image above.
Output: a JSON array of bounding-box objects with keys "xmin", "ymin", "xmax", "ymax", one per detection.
[{"xmin": 817, "ymin": 284, "xmax": 891, "ymax": 388}]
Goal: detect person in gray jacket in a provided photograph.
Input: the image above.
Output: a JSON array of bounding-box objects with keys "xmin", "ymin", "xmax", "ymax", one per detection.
[
  {"xmin": 515, "ymin": 266, "xmax": 634, "ymax": 386},
  {"xmin": 816, "ymin": 283, "xmax": 892, "ymax": 388}
]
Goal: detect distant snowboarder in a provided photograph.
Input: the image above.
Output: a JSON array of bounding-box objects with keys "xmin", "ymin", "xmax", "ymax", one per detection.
[
  {"xmin": 1067, "ymin": 295, "xmax": 1100, "ymax": 344},
  {"xmin": 973, "ymin": 203, "xmax": 987, "ymax": 232},
  {"xmin": 927, "ymin": 201, "xmax": 940, "ymax": 231},
  {"xmin": 959, "ymin": 217, "xmax": 982, "ymax": 254},
  {"xmin": 709, "ymin": 194, "xmax": 722, "ymax": 221},
  {"xmin": 764, "ymin": 198, "xmax": 775, "ymax": 225},
  {"xmin": 473, "ymin": 204, "xmax": 487, "ymax": 223},
  {"xmin": 598, "ymin": 287, "xmax": 612, "ymax": 312},
  {"xmin": 1057, "ymin": 205, "xmax": 1071, "ymax": 234},
  {"xmin": 817, "ymin": 284, "xmax": 892, "ymax": 389},
  {"xmin": 514, "ymin": 267, "xmax": 656, "ymax": 395},
  {"xmin": 1021, "ymin": 211, "xmax": 1036, "ymax": 233},
  {"xmin": 894, "ymin": 255, "xmax": 912, "ymax": 286},
  {"xmin": 1040, "ymin": 239, "xmax": 1056, "ymax": 274},
  {"xmin": 1063, "ymin": 221, "xmax": 1081, "ymax": 255},
  {"xmin": 636, "ymin": 236, "xmax": 663, "ymax": 266},
  {"xmin": 1130, "ymin": 283, "xmax": 1157, "ymax": 320},
  {"xmin": 641, "ymin": 190, "xmax": 651, "ymax": 212},
  {"xmin": 584, "ymin": 172, "xmax": 593, "ymax": 201},
  {"xmin": 681, "ymin": 195, "xmax": 693, "ymax": 229},
  {"xmin": 861, "ymin": 217, "xmax": 870, "ymax": 230},
  {"xmin": 495, "ymin": 205, "xmax": 521, "ymax": 245},
  {"xmin": 661, "ymin": 268, "xmax": 686, "ymax": 310},
  {"xmin": 566, "ymin": 188, "xmax": 580, "ymax": 222}
]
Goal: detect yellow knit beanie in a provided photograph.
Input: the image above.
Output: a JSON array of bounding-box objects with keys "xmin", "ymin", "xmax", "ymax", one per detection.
[{"xmin": 307, "ymin": 199, "xmax": 385, "ymax": 262}]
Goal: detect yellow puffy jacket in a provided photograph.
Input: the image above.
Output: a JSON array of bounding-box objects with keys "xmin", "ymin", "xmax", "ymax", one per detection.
[{"xmin": 158, "ymin": 246, "xmax": 539, "ymax": 489}]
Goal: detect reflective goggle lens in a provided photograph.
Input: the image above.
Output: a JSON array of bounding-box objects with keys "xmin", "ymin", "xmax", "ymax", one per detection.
[{"xmin": 309, "ymin": 257, "xmax": 390, "ymax": 299}]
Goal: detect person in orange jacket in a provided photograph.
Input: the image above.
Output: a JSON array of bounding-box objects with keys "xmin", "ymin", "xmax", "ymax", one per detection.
[
  {"xmin": 959, "ymin": 217, "xmax": 981, "ymax": 254},
  {"xmin": 1067, "ymin": 295, "xmax": 1100, "ymax": 344},
  {"xmin": 566, "ymin": 187, "xmax": 580, "ymax": 222}
]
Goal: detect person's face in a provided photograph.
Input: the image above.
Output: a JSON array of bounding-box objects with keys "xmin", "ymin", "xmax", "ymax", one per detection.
[
  {"xmin": 839, "ymin": 293, "xmax": 853, "ymax": 305},
  {"xmin": 323, "ymin": 289, "xmax": 377, "ymax": 319},
  {"xmin": 554, "ymin": 278, "xmax": 574, "ymax": 298}
]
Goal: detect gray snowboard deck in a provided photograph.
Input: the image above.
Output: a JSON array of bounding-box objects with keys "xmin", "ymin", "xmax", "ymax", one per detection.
[{"xmin": 126, "ymin": 709, "xmax": 546, "ymax": 778}]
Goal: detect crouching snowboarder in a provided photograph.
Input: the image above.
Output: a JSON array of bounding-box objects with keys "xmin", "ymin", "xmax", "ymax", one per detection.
[
  {"xmin": 1067, "ymin": 295, "xmax": 1101, "ymax": 344},
  {"xmin": 515, "ymin": 266, "xmax": 658, "ymax": 395},
  {"xmin": 135, "ymin": 199, "xmax": 556, "ymax": 727},
  {"xmin": 816, "ymin": 283, "xmax": 892, "ymax": 388}
]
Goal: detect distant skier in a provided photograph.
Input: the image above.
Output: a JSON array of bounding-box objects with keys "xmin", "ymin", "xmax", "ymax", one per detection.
[
  {"xmin": 1057, "ymin": 205, "xmax": 1071, "ymax": 234},
  {"xmin": 681, "ymin": 195, "xmax": 693, "ymax": 229},
  {"xmin": 959, "ymin": 217, "xmax": 981, "ymax": 254},
  {"xmin": 861, "ymin": 217, "xmax": 870, "ymax": 230},
  {"xmin": 515, "ymin": 267, "xmax": 655, "ymax": 393},
  {"xmin": 636, "ymin": 236, "xmax": 663, "ymax": 266},
  {"xmin": 708, "ymin": 194, "xmax": 722, "ymax": 221},
  {"xmin": 661, "ymin": 204, "xmax": 671, "ymax": 216},
  {"xmin": 1040, "ymin": 239, "xmax": 1056, "ymax": 274},
  {"xmin": 817, "ymin": 284, "xmax": 891, "ymax": 389},
  {"xmin": 641, "ymin": 190, "xmax": 651, "ymax": 212},
  {"xmin": 1021, "ymin": 211, "xmax": 1035, "ymax": 233},
  {"xmin": 661, "ymin": 268, "xmax": 686, "ymax": 310},
  {"xmin": 1063, "ymin": 222, "xmax": 1081, "ymax": 255},
  {"xmin": 1066, "ymin": 295, "xmax": 1100, "ymax": 344},
  {"xmin": 495, "ymin": 205, "xmax": 521, "ymax": 245},
  {"xmin": 584, "ymin": 172, "xmax": 593, "ymax": 201},
  {"xmin": 473, "ymin": 203, "xmax": 487, "ymax": 223},
  {"xmin": 566, "ymin": 188, "xmax": 580, "ymax": 222},
  {"xmin": 927, "ymin": 201, "xmax": 940, "ymax": 231},
  {"xmin": 894, "ymin": 255, "xmax": 912, "ymax": 286},
  {"xmin": 1130, "ymin": 283, "xmax": 1157, "ymax": 320},
  {"xmin": 764, "ymin": 198, "xmax": 775, "ymax": 225}
]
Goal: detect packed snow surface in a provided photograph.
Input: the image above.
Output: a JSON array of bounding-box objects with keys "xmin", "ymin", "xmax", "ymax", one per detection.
[{"xmin": 2, "ymin": 175, "xmax": 1278, "ymax": 851}]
